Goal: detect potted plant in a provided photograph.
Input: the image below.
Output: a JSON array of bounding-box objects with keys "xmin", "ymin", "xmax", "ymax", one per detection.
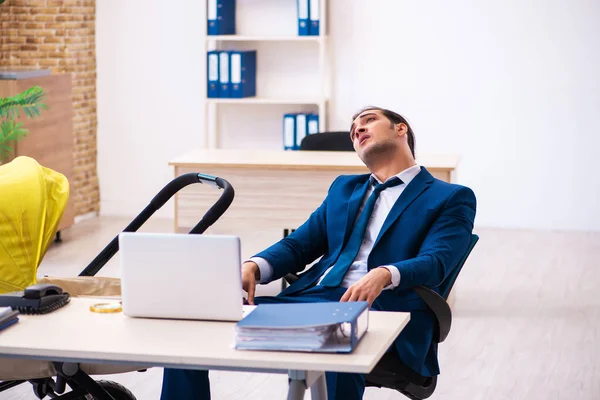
[{"xmin": 0, "ymin": 85, "xmax": 47, "ymax": 161}]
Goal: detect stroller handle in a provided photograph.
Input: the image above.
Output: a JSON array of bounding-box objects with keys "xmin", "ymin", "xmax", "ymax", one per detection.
[{"xmin": 79, "ymin": 173, "xmax": 235, "ymax": 277}]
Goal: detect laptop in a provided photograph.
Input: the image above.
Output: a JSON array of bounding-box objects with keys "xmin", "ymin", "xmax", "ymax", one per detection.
[{"xmin": 119, "ymin": 232, "xmax": 248, "ymax": 321}]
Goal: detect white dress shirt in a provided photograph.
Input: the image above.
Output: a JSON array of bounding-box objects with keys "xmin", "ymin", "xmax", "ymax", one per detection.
[{"xmin": 252, "ymin": 165, "xmax": 422, "ymax": 290}]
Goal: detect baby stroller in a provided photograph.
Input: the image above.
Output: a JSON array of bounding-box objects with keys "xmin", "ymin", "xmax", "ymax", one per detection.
[{"xmin": 0, "ymin": 156, "xmax": 235, "ymax": 399}]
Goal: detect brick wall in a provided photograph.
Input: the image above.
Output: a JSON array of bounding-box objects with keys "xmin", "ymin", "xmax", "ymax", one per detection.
[{"xmin": 0, "ymin": 0, "xmax": 99, "ymax": 216}]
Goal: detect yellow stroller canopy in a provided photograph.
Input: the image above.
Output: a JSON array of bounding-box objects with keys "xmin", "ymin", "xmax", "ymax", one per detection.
[{"xmin": 0, "ymin": 156, "xmax": 69, "ymax": 294}]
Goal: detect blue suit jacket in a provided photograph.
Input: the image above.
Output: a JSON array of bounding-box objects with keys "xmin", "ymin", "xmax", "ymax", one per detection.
[{"xmin": 255, "ymin": 167, "xmax": 477, "ymax": 377}]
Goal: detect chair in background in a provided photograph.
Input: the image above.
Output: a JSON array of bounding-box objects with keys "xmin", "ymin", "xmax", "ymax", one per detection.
[{"xmin": 299, "ymin": 131, "xmax": 353, "ymax": 151}]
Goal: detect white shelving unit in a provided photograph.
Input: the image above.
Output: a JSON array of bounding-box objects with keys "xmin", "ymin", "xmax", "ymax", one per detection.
[
  {"xmin": 204, "ymin": 0, "xmax": 330, "ymax": 149},
  {"xmin": 206, "ymin": 97, "xmax": 323, "ymax": 105},
  {"xmin": 206, "ymin": 35, "xmax": 324, "ymax": 42}
]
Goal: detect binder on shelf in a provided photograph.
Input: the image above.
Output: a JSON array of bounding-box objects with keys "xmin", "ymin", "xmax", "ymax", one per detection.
[
  {"xmin": 307, "ymin": 113, "xmax": 319, "ymax": 135},
  {"xmin": 283, "ymin": 114, "xmax": 296, "ymax": 151},
  {"xmin": 309, "ymin": 0, "xmax": 320, "ymax": 36},
  {"xmin": 207, "ymin": 51, "xmax": 220, "ymax": 98},
  {"xmin": 297, "ymin": 0, "xmax": 310, "ymax": 36},
  {"xmin": 234, "ymin": 302, "xmax": 370, "ymax": 353},
  {"xmin": 230, "ymin": 50, "xmax": 256, "ymax": 98},
  {"xmin": 219, "ymin": 51, "xmax": 231, "ymax": 98},
  {"xmin": 295, "ymin": 113, "xmax": 308, "ymax": 150},
  {"xmin": 207, "ymin": 0, "xmax": 236, "ymax": 36}
]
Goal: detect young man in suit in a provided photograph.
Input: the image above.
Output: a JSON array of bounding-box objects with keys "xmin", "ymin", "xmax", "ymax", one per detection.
[{"xmin": 160, "ymin": 107, "xmax": 477, "ymax": 400}]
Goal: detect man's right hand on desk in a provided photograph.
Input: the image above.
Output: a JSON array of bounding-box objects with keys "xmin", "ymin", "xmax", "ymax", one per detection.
[{"xmin": 241, "ymin": 261, "xmax": 260, "ymax": 305}]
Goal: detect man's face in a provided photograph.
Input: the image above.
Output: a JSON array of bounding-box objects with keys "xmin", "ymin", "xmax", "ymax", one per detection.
[{"xmin": 350, "ymin": 110, "xmax": 401, "ymax": 162}]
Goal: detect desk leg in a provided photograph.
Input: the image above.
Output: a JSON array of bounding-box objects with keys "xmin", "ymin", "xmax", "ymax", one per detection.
[
  {"xmin": 287, "ymin": 379, "xmax": 306, "ymax": 400},
  {"xmin": 287, "ymin": 370, "xmax": 327, "ymax": 400},
  {"xmin": 309, "ymin": 373, "xmax": 327, "ymax": 400}
]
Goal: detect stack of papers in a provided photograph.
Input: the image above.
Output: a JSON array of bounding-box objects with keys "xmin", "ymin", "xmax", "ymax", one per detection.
[
  {"xmin": 0, "ymin": 306, "xmax": 19, "ymax": 332},
  {"xmin": 234, "ymin": 302, "xmax": 369, "ymax": 353}
]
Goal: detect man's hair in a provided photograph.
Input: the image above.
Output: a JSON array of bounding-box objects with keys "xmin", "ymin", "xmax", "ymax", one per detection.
[{"xmin": 351, "ymin": 106, "xmax": 416, "ymax": 158}]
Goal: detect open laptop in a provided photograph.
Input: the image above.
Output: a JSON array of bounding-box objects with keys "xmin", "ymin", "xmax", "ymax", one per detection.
[{"xmin": 119, "ymin": 232, "xmax": 249, "ymax": 321}]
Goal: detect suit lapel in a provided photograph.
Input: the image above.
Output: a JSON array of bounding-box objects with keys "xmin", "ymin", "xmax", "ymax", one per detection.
[
  {"xmin": 343, "ymin": 178, "xmax": 371, "ymax": 244},
  {"xmin": 372, "ymin": 167, "xmax": 434, "ymax": 249}
]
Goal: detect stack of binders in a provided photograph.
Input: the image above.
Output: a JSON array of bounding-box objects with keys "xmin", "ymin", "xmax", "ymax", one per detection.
[
  {"xmin": 0, "ymin": 307, "xmax": 19, "ymax": 332},
  {"xmin": 234, "ymin": 302, "xmax": 369, "ymax": 353},
  {"xmin": 283, "ymin": 112, "xmax": 319, "ymax": 150},
  {"xmin": 207, "ymin": 0, "xmax": 236, "ymax": 35},
  {"xmin": 207, "ymin": 50, "xmax": 257, "ymax": 98},
  {"xmin": 298, "ymin": 0, "xmax": 321, "ymax": 36}
]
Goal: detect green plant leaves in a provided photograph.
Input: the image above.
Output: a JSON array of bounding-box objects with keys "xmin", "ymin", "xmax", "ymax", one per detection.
[
  {"xmin": 0, "ymin": 85, "xmax": 46, "ymax": 157},
  {"xmin": 0, "ymin": 121, "xmax": 29, "ymax": 158},
  {"xmin": 0, "ymin": 86, "xmax": 48, "ymax": 120}
]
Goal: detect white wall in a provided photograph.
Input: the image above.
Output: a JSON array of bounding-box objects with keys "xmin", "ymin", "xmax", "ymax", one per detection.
[
  {"xmin": 97, "ymin": 0, "xmax": 600, "ymax": 231},
  {"xmin": 96, "ymin": 0, "xmax": 206, "ymax": 218}
]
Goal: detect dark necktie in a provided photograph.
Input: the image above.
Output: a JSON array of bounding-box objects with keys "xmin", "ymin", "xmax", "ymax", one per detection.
[{"xmin": 320, "ymin": 177, "xmax": 403, "ymax": 287}]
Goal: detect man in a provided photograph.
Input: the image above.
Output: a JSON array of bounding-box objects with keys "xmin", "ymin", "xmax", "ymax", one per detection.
[{"xmin": 160, "ymin": 107, "xmax": 477, "ymax": 400}]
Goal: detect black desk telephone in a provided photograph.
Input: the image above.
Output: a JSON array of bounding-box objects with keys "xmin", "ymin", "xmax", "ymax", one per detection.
[{"xmin": 0, "ymin": 283, "xmax": 70, "ymax": 314}]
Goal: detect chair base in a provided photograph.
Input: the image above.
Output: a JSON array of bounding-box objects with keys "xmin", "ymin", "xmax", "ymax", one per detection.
[{"xmin": 365, "ymin": 353, "xmax": 437, "ymax": 400}]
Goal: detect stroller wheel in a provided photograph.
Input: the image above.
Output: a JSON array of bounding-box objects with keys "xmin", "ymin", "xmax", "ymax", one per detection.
[{"xmin": 72, "ymin": 380, "xmax": 137, "ymax": 400}]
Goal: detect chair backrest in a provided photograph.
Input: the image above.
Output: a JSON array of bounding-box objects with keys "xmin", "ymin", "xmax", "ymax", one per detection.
[
  {"xmin": 439, "ymin": 234, "xmax": 479, "ymax": 300},
  {"xmin": 300, "ymin": 131, "xmax": 353, "ymax": 151}
]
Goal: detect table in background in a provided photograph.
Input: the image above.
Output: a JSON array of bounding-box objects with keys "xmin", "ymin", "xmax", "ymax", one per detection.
[{"xmin": 169, "ymin": 149, "xmax": 459, "ymax": 234}]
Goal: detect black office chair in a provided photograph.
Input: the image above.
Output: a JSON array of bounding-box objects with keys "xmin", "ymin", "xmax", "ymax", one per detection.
[
  {"xmin": 363, "ymin": 234, "xmax": 479, "ymax": 399},
  {"xmin": 299, "ymin": 131, "xmax": 353, "ymax": 151},
  {"xmin": 283, "ymin": 234, "xmax": 479, "ymax": 399}
]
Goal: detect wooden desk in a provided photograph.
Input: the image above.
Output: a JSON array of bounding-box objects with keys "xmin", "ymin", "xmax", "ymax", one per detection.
[
  {"xmin": 0, "ymin": 297, "xmax": 410, "ymax": 399},
  {"xmin": 169, "ymin": 149, "xmax": 459, "ymax": 234}
]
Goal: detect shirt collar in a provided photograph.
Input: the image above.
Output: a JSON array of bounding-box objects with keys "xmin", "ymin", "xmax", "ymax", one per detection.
[{"xmin": 370, "ymin": 164, "xmax": 421, "ymax": 186}]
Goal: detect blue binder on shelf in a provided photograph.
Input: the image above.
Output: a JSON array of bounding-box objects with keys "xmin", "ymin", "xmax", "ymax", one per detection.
[
  {"xmin": 297, "ymin": 0, "xmax": 310, "ymax": 36},
  {"xmin": 207, "ymin": 51, "xmax": 220, "ymax": 98},
  {"xmin": 219, "ymin": 51, "xmax": 231, "ymax": 98},
  {"xmin": 207, "ymin": 0, "xmax": 236, "ymax": 35},
  {"xmin": 309, "ymin": 0, "xmax": 320, "ymax": 36},
  {"xmin": 234, "ymin": 302, "xmax": 370, "ymax": 353},
  {"xmin": 230, "ymin": 50, "xmax": 256, "ymax": 98},
  {"xmin": 307, "ymin": 113, "xmax": 319, "ymax": 135},
  {"xmin": 283, "ymin": 114, "xmax": 296, "ymax": 151},
  {"xmin": 295, "ymin": 113, "xmax": 308, "ymax": 150}
]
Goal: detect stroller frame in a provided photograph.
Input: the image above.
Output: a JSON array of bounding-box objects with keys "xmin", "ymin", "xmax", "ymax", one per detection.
[{"xmin": 0, "ymin": 172, "xmax": 235, "ymax": 400}]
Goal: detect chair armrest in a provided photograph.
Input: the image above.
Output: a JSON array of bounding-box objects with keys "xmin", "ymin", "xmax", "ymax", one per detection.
[{"xmin": 413, "ymin": 286, "xmax": 451, "ymax": 343}]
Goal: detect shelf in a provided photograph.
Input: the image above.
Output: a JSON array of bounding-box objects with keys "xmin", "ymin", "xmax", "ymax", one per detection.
[
  {"xmin": 205, "ymin": 35, "xmax": 324, "ymax": 42},
  {"xmin": 206, "ymin": 97, "xmax": 326, "ymax": 105}
]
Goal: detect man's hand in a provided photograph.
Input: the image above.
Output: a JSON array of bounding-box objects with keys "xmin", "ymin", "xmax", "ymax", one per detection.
[
  {"xmin": 241, "ymin": 261, "xmax": 260, "ymax": 305},
  {"xmin": 340, "ymin": 267, "xmax": 392, "ymax": 306}
]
